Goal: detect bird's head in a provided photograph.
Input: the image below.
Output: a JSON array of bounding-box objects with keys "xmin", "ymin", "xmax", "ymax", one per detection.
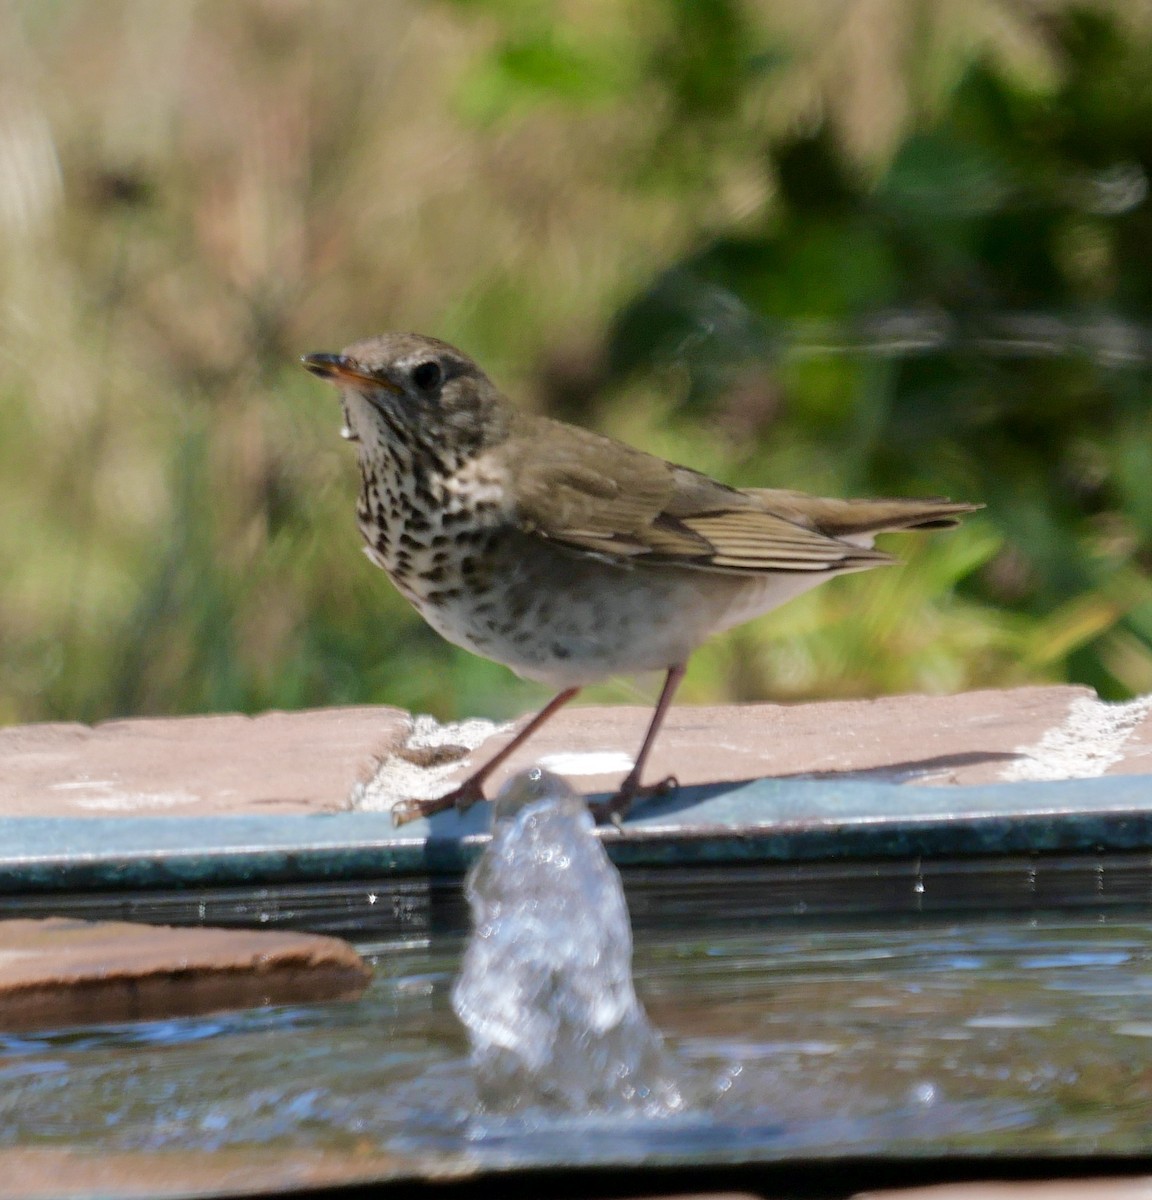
[{"xmin": 302, "ymin": 332, "xmax": 508, "ymax": 457}]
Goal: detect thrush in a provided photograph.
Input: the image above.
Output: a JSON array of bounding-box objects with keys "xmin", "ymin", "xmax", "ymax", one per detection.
[{"xmin": 302, "ymin": 333, "xmax": 980, "ymax": 825}]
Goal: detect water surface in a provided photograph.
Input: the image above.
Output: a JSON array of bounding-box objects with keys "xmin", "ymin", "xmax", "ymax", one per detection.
[{"xmin": 0, "ymin": 913, "xmax": 1149, "ymax": 1172}]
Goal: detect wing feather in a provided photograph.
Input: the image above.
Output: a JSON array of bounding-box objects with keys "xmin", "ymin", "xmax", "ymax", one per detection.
[{"xmin": 504, "ymin": 414, "xmax": 972, "ymax": 577}]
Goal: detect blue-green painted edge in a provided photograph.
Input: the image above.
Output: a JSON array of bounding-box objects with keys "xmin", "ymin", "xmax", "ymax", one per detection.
[{"xmin": 1, "ymin": 773, "xmax": 1151, "ymax": 893}]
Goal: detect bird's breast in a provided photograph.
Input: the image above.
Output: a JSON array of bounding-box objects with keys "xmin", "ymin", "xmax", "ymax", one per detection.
[{"xmin": 356, "ymin": 450, "xmax": 511, "ymax": 608}]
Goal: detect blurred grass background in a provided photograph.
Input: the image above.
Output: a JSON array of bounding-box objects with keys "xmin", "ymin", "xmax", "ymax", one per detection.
[{"xmin": 4, "ymin": 0, "xmax": 1152, "ymax": 727}]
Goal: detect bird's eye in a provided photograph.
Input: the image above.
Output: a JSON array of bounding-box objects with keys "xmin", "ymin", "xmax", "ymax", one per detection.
[{"xmin": 411, "ymin": 360, "xmax": 442, "ymax": 392}]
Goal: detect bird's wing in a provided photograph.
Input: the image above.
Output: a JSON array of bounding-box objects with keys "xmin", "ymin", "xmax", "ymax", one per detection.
[{"xmin": 505, "ymin": 417, "xmax": 894, "ymax": 575}]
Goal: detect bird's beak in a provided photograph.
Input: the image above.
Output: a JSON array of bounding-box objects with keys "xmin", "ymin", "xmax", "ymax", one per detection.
[{"xmin": 300, "ymin": 353, "xmax": 402, "ymax": 392}]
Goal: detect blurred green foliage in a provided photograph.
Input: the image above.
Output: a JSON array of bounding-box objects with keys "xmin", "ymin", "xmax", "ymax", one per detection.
[{"xmin": 4, "ymin": 0, "xmax": 1152, "ymax": 727}]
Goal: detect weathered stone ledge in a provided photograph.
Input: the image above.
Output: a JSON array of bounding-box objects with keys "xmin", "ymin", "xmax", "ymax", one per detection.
[
  {"xmin": 2, "ymin": 686, "xmax": 1151, "ymax": 819},
  {"xmin": 0, "ymin": 918, "xmax": 370, "ymax": 1030}
]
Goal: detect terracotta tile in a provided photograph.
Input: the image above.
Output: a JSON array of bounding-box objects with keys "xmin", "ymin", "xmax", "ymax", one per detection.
[
  {"xmin": 855, "ymin": 1178, "xmax": 1152, "ymax": 1199},
  {"xmin": 427, "ymin": 687, "xmax": 1095, "ymax": 800},
  {"xmin": 0, "ymin": 1146, "xmax": 403, "ymax": 1200},
  {"xmin": 0, "ymin": 706, "xmax": 408, "ymax": 817},
  {"xmin": 1106, "ymin": 699, "xmax": 1152, "ymax": 777},
  {"xmin": 4, "ymin": 686, "xmax": 1152, "ymax": 820},
  {"xmin": 0, "ymin": 918, "xmax": 370, "ymax": 1030}
]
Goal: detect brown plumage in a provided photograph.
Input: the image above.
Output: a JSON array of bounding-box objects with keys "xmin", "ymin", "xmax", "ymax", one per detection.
[
  {"xmin": 303, "ymin": 332, "xmax": 981, "ymax": 824},
  {"xmin": 503, "ymin": 414, "xmax": 970, "ymax": 570}
]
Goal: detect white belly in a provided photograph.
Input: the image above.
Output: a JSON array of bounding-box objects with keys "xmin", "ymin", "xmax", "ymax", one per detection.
[{"xmin": 409, "ymin": 539, "xmax": 852, "ymax": 688}]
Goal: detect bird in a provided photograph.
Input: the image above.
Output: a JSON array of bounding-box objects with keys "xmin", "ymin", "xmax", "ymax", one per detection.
[{"xmin": 302, "ymin": 332, "xmax": 980, "ymax": 825}]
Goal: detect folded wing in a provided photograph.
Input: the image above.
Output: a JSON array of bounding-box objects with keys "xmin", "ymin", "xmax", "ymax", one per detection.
[{"xmin": 505, "ymin": 416, "xmax": 979, "ymax": 577}]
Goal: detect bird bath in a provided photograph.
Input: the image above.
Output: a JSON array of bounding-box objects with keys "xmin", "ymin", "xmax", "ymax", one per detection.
[
  {"xmin": 0, "ymin": 913, "xmax": 1150, "ymax": 1190},
  {"xmin": 0, "ymin": 769, "xmax": 1151, "ymax": 1196}
]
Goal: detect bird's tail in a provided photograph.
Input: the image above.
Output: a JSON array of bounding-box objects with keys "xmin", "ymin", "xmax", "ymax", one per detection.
[{"xmin": 745, "ymin": 490, "xmax": 983, "ymax": 539}]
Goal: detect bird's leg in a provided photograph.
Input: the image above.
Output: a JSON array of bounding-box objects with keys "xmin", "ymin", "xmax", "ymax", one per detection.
[
  {"xmin": 391, "ymin": 687, "xmax": 581, "ymax": 826},
  {"xmin": 590, "ymin": 663, "xmax": 686, "ymax": 825}
]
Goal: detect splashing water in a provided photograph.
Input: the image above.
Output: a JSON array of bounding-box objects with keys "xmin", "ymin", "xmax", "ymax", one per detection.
[{"xmin": 452, "ymin": 768, "xmax": 718, "ymax": 1117}]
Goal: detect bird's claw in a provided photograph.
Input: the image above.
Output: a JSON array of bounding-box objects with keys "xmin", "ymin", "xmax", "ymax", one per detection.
[
  {"xmin": 591, "ymin": 773, "xmax": 680, "ymax": 826},
  {"xmin": 390, "ymin": 777, "xmax": 489, "ymax": 827},
  {"xmin": 391, "ymin": 798, "xmax": 432, "ymax": 827}
]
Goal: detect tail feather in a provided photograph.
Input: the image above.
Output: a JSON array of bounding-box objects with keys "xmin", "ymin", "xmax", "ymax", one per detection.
[{"xmin": 744, "ymin": 489, "xmax": 983, "ymax": 539}]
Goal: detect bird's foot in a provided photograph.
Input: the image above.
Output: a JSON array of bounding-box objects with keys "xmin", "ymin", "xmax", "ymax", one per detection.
[
  {"xmin": 391, "ymin": 776, "xmax": 488, "ymax": 827},
  {"xmin": 589, "ymin": 774, "xmax": 679, "ymax": 827}
]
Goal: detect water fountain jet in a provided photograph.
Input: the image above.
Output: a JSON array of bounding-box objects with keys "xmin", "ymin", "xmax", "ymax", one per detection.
[{"xmin": 452, "ymin": 768, "xmax": 726, "ymax": 1118}]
